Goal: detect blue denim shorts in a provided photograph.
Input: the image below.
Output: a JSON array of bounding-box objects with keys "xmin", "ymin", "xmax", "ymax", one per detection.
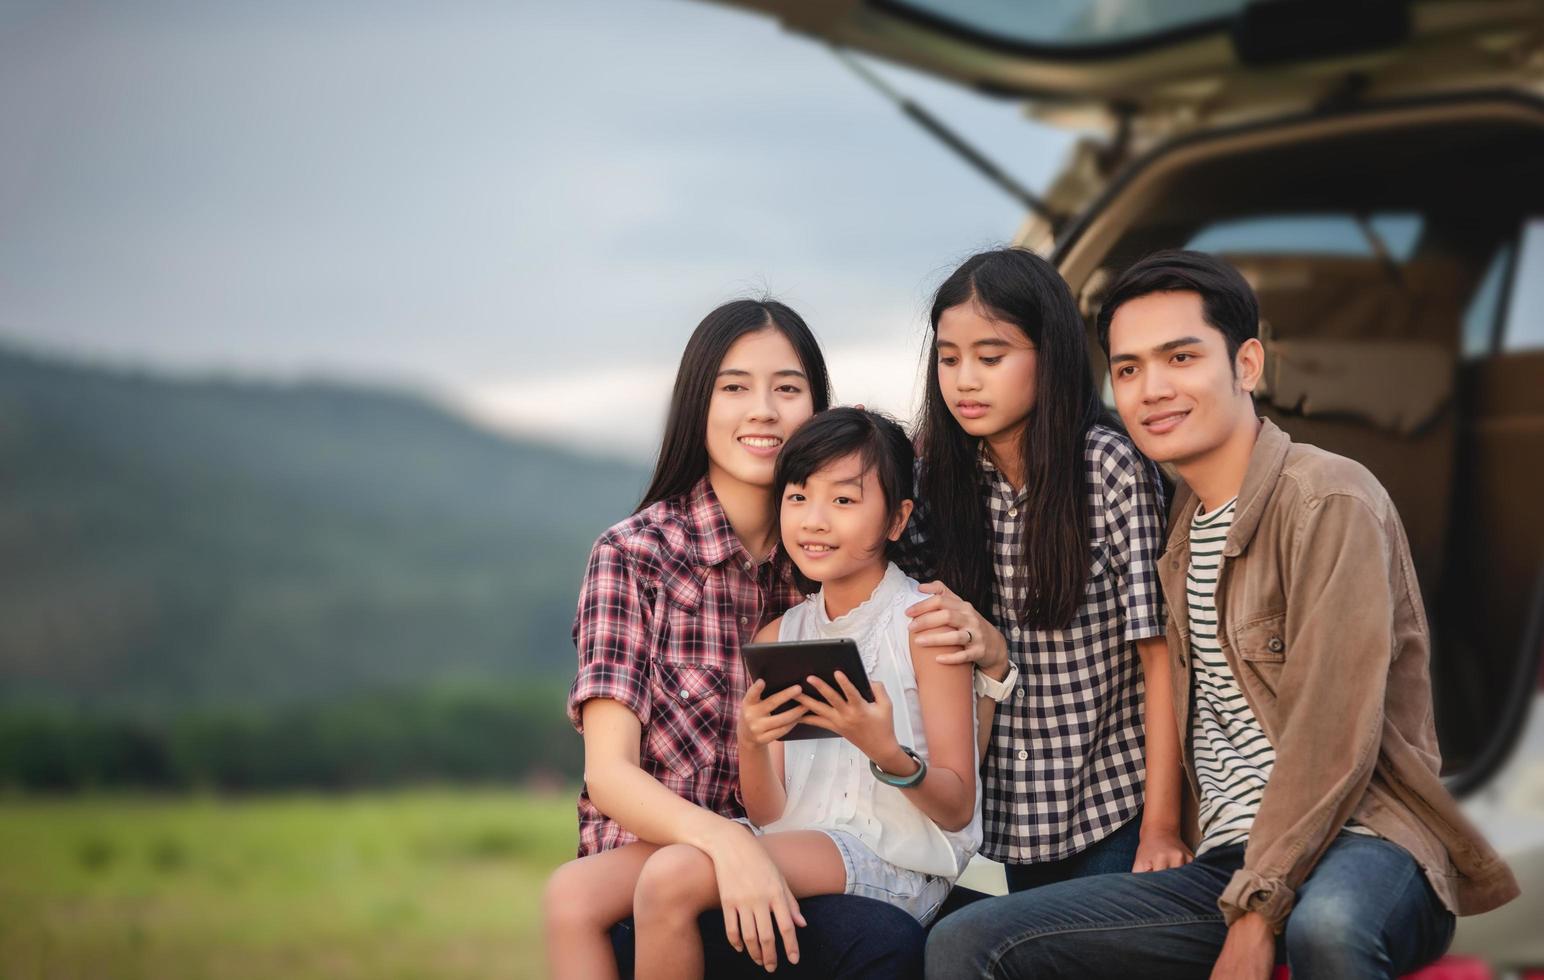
[{"xmin": 822, "ymin": 828, "xmax": 952, "ymax": 925}]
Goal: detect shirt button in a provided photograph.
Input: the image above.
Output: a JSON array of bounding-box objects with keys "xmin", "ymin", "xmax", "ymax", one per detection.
[
  {"xmin": 1008, "ymin": 507, "xmax": 1018, "ymax": 518},
  {"xmin": 1015, "ymin": 687, "xmax": 1024, "ymax": 700},
  {"xmin": 1011, "ymin": 626, "xmax": 1022, "ymax": 638},
  {"xmin": 1016, "ymin": 749, "xmax": 1028, "ymax": 761},
  {"xmin": 740, "ymin": 616, "xmax": 749, "ymax": 625},
  {"xmin": 679, "ymin": 689, "xmax": 690, "ymax": 699},
  {"xmin": 1267, "ymin": 637, "xmax": 1285, "ymax": 653}
]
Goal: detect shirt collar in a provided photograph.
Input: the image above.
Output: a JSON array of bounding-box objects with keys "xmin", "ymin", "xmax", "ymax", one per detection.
[
  {"xmin": 682, "ymin": 477, "xmax": 792, "ymax": 584},
  {"xmin": 977, "ymin": 443, "xmax": 1028, "ymax": 504},
  {"xmin": 684, "ymin": 477, "xmax": 740, "ymax": 567}
]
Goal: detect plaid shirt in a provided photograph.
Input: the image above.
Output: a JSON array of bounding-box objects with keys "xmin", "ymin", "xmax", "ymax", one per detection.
[
  {"xmin": 900, "ymin": 424, "xmax": 1166, "ymax": 864},
  {"xmin": 567, "ymin": 477, "xmax": 801, "ymax": 857}
]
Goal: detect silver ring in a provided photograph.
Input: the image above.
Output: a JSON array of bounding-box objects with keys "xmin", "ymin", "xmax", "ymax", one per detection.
[{"xmin": 963, "ymin": 628, "xmax": 973, "ymax": 645}]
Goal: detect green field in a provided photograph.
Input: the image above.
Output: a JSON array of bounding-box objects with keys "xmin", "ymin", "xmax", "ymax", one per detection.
[{"xmin": 0, "ymin": 789, "xmax": 578, "ymax": 979}]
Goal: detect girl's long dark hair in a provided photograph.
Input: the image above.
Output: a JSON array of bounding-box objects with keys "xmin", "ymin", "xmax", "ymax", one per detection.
[
  {"xmin": 918, "ymin": 248, "xmax": 1110, "ymax": 630},
  {"xmin": 638, "ymin": 299, "xmax": 831, "ymax": 511}
]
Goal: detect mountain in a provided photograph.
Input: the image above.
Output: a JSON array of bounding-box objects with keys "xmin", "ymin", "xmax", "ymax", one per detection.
[{"xmin": 0, "ymin": 344, "xmax": 648, "ymax": 709}]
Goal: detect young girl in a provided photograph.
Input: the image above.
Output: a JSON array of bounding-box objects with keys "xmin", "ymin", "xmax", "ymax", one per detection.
[
  {"xmin": 544, "ymin": 303, "xmax": 922, "ymax": 980},
  {"xmin": 897, "ymin": 247, "xmax": 1188, "ymax": 893},
  {"xmin": 627, "ymin": 407, "xmax": 985, "ymax": 979}
]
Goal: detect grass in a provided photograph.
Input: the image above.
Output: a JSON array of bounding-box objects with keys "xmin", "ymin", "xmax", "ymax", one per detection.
[{"xmin": 0, "ymin": 788, "xmax": 578, "ymax": 979}]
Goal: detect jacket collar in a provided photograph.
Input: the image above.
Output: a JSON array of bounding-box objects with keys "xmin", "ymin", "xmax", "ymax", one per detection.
[
  {"xmin": 1162, "ymin": 417, "xmax": 1291, "ymax": 562},
  {"xmin": 1223, "ymin": 418, "xmax": 1292, "ymax": 558}
]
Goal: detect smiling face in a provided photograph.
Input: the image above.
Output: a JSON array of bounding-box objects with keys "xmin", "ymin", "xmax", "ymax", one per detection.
[
  {"xmin": 704, "ymin": 327, "xmax": 815, "ymax": 495},
  {"xmin": 934, "ymin": 301, "xmax": 1038, "ymax": 447},
  {"xmin": 1107, "ymin": 290, "xmax": 1263, "ymax": 468},
  {"xmin": 780, "ymin": 452, "xmax": 911, "ymax": 586}
]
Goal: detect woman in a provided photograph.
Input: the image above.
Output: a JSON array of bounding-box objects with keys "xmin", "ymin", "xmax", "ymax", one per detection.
[{"xmin": 544, "ymin": 299, "xmax": 923, "ymax": 979}]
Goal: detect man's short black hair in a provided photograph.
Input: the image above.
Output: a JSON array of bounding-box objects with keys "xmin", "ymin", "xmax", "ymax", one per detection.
[{"xmin": 1095, "ymin": 249, "xmax": 1260, "ymax": 365}]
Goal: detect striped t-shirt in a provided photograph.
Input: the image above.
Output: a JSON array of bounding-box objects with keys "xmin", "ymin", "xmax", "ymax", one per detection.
[{"xmin": 1187, "ymin": 497, "xmax": 1274, "ymax": 854}]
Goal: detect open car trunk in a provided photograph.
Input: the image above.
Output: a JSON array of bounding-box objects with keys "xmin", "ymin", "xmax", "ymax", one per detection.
[
  {"xmin": 706, "ymin": 0, "xmax": 1544, "ymax": 792},
  {"xmin": 708, "ymin": 1, "xmax": 1544, "ymax": 130},
  {"xmin": 1056, "ymin": 94, "xmax": 1544, "ymax": 788}
]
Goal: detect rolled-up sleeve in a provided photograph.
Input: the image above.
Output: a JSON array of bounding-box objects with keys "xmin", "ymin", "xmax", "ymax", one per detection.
[
  {"xmin": 567, "ymin": 539, "xmax": 652, "ymax": 732},
  {"xmin": 1108, "ymin": 457, "xmax": 1167, "ymax": 643},
  {"xmin": 1220, "ymin": 493, "xmax": 1394, "ymax": 929}
]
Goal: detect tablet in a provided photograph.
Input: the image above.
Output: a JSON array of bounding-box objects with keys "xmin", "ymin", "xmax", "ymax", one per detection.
[{"xmin": 739, "ymin": 638, "xmax": 875, "ymax": 741}]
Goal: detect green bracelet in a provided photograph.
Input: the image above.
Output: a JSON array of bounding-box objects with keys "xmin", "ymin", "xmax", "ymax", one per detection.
[{"xmin": 870, "ymin": 745, "xmax": 927, "ymax": 788}]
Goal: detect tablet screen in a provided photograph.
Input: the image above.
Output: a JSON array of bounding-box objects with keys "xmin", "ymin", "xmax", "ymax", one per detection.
[{"xmin": 739, "ymin": 638, "xmax": 874, "ymax": 741}]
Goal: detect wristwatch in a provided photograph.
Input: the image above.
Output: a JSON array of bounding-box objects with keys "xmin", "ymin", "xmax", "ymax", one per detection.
[
  {"xmin": 973, "ymin": 658, "xmax": 1020, "ymax": 703},
  {"xmin": 870, "ymin": 745, "xmax": 927, "ymax": 788}
]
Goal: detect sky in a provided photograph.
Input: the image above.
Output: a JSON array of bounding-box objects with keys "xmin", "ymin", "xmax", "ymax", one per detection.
[{"xmin": 0, "ymin": 0, "xmax": 1077, "ymax": 461}]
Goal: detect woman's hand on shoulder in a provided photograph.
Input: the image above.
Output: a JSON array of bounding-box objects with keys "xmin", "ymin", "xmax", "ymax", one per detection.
[{"xmin": 906, "ymin": 581, "xmax": 1010, "ymax": 677}]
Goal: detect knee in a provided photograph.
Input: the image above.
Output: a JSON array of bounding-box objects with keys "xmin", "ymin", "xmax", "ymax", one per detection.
[
  {"xmin": 633, "ymin": 844, "xmax": 714, "ymax": 921},
  {"xmin": 852, "ymin": 899, "xmax": 925, "ymax": 978},
  {"xmin": 924, "ymin": 904, "xmax": 1000, "ymax": 979},
  {"xmin": 544, "ymin": 859, "xmax": 603, "ymax": 933},
  {"xmin": 1284, "ymin": 898, "xmax": 1382, "ymax": 971}
]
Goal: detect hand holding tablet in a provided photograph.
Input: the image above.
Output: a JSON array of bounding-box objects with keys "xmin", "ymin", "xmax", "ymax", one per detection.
[{"xmin": 739, "ymin": 638, "xmax": 875, "ymax": 741}]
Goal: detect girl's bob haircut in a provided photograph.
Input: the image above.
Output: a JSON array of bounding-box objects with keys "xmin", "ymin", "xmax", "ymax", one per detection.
[
  {"xmin": 773, "ymin": 407, "xmax": 915, "ymax": 565},
  {"xmin": 638, "ymin": 298, "xmax": 831, "ymax": 511}
]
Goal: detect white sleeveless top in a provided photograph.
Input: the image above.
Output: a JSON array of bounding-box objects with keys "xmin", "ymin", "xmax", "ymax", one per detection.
[{"xmin": 763, "ymin": 563, "xmax": 982, "ymax": 879}]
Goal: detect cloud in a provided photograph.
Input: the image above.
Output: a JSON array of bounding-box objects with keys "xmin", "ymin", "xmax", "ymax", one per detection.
[
  {"xmin": 0, "ymin": 0, "xmax": 1074, "ymax": 460},
  {"xmin": 451, "ymin": 361, "xmax": 676, "ymax": 461},
  {"xmin": 448, "ymin": 337, "xmax": 933, "ymax": 462}
]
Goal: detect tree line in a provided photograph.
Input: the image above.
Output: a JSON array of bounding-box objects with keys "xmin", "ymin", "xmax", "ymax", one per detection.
[{"xmin": 0, "ymin": 680, "xmax": 582, "ymax": 792}]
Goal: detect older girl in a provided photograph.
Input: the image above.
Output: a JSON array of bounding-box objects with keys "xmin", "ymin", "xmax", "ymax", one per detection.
[{"xmin": 899, "ymin": 248, "xmax": 1188, "ymax": 894}]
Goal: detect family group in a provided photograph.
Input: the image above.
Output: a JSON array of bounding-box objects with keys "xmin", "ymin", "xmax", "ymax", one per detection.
[{"xmin": 543, "ymin": 248, "xmax": 1517, "ymax": 980}]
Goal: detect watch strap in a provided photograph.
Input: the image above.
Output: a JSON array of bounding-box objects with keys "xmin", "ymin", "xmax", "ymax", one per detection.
[{"xmin": 973, "ymin": 658, "xmax": 1019, "ymax": 703}]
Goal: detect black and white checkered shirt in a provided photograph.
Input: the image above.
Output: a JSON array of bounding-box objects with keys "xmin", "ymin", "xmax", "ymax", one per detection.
[{"xmin": 900, "ymin": 424, "xmax": 1167, "ymax": 864}]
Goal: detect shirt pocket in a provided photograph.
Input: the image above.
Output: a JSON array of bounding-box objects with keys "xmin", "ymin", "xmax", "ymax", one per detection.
[
  {"xmin": 1233, "ymin": 614, "xmax": 1288, "ymax": 697},
  {"xmin": 645, "ymin": 660, "xmax": 728, "ymax": 778}
]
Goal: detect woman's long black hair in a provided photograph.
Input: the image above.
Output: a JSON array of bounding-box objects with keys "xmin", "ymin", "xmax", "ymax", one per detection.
[
  {"xmin": 637, "ymin": 299, "xmax": 832, "ymax": 511},
  {"xmin": 917, "ymin": 248, "xmax": 1110, "ymax": 630}
]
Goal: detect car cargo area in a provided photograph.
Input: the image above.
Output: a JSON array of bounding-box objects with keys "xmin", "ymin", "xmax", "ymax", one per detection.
[{"xmin": 1065, "ymin": 97, "xmax": 1544, "ymax": 787}]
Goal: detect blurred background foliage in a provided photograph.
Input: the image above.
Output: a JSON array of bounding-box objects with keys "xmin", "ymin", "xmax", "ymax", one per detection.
[
  {"xmin": 0, "ymin": 342, "xmax": 642, "ymax": 790},
  {"xmin": 0, "ymin": 343, "xmax": 638, "ymax": 974}
]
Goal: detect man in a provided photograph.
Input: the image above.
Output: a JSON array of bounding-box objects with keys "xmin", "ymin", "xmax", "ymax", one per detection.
[{"xmin": 925, "ymin": 250, "xmax": 1516, "ymax": 979}]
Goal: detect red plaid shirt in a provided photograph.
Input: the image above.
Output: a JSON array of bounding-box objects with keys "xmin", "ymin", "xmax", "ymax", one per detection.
[{"xmin": 567, "ymin": 477, "xmax": 801, "ymax": 856}]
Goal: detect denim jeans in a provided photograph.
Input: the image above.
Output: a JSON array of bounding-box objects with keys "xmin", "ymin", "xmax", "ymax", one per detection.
[
  {"xmin": 925, "ymin": 832, "xmax": 1454, "ymax": 980},
  {"xmin": 1003, "ymin": 809, "xmax": 1143, "ymax": 892},
  {"xmin": 610, "ymin": 893, "xmax": 924, "ymax": 979},
  {"xmin": 932, "ymin": 810, "xmax": 1144, "ymax": 923}
]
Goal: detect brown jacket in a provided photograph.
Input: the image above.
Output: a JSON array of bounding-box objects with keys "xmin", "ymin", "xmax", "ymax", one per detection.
[{"xmin": 1161, "ymin": 419, "xmax": 1518, "ymax": 929}]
